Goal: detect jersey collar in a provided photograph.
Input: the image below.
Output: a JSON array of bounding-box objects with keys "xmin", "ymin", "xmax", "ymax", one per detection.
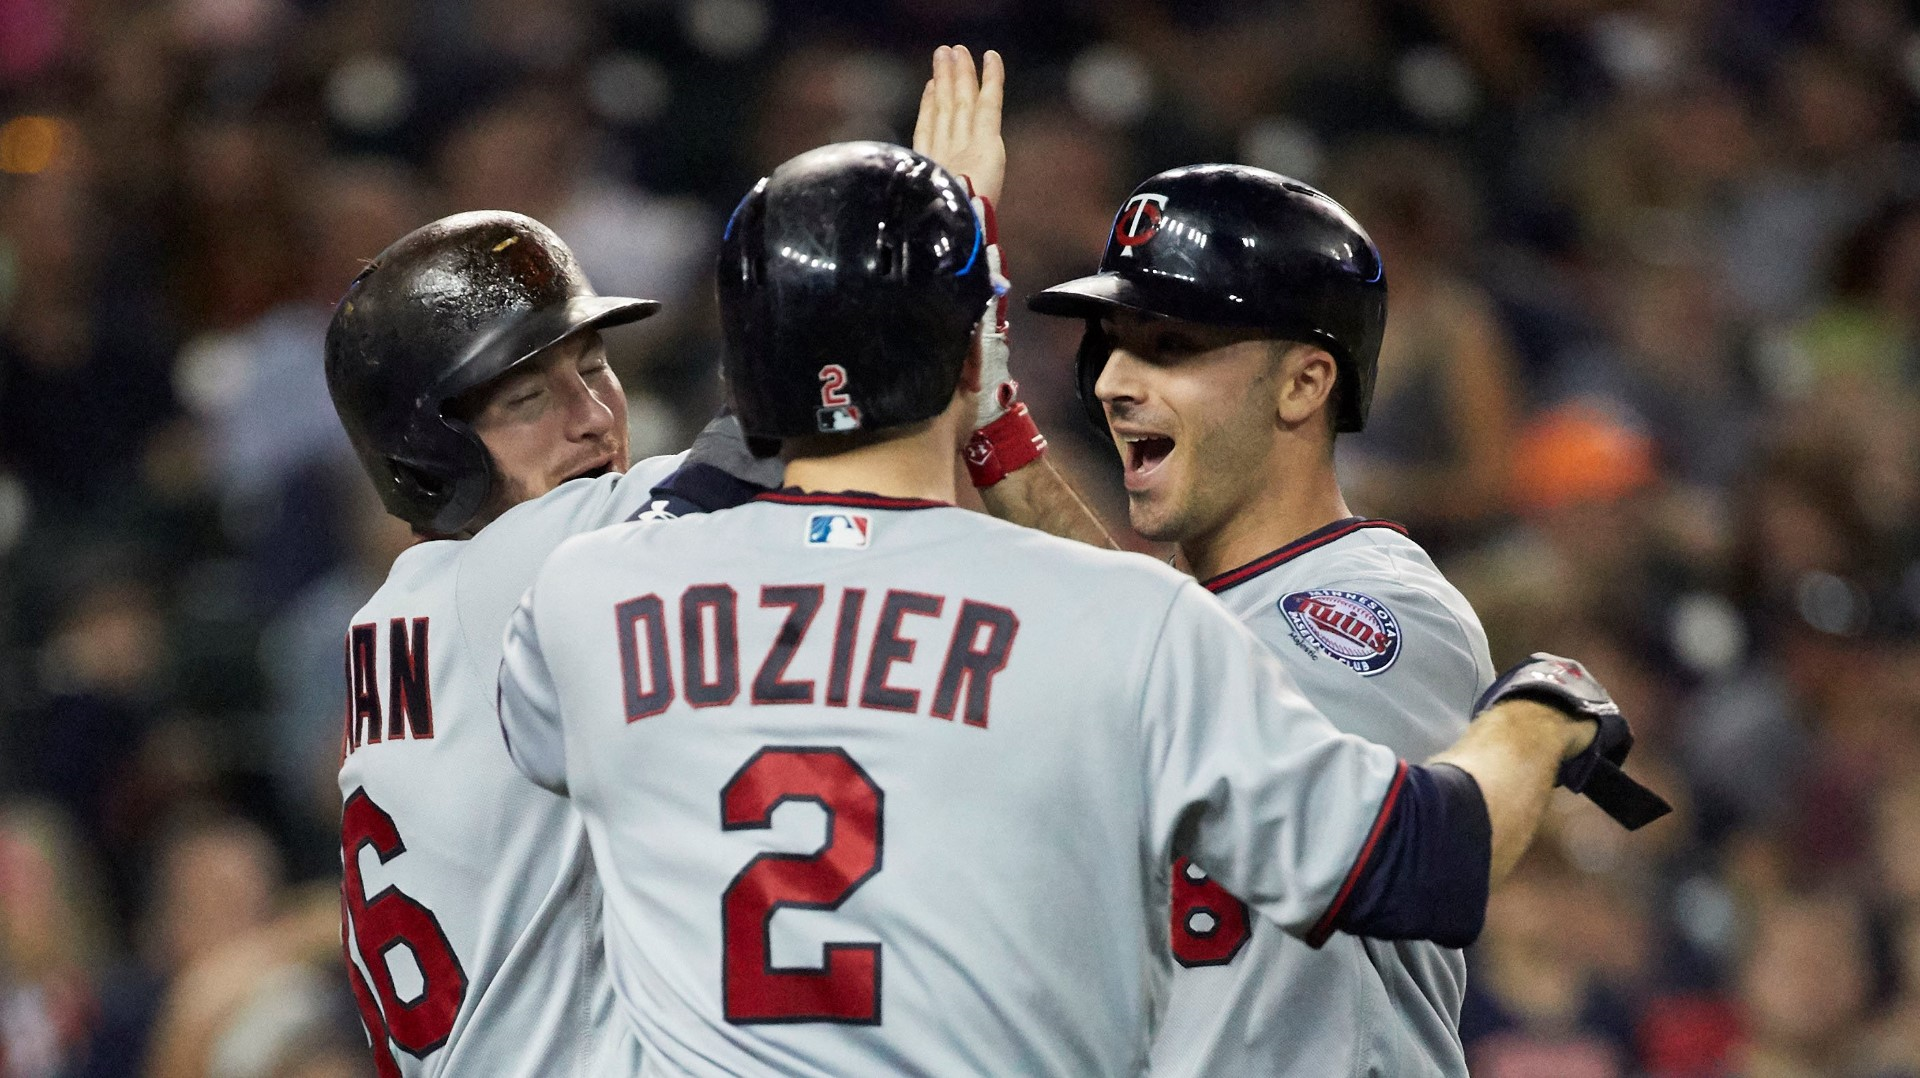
[
  {"xmin": 755, "ymin": 488, "xmax": 951, "ymax": 511},
  {"xmin": 1200, "ymin": 517, "xmax": 1408, "ymax": 594}
]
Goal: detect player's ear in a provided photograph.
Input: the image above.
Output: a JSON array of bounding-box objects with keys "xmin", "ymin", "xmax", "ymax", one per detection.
[{"xmin": 1273, "ymin": 343, "xmax": 1337, "ymax": 429}]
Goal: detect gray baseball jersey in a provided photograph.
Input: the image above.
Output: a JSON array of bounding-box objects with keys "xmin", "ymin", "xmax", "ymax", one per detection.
[
  {"xmin": 497, "ymin": 491, "xmax": 1409, "ymax": 1078},
  {"xmin": 1149, "ymin": 519, "xmax": 1495, "ymax": 1078},
  {"xmin": 337, "ymin": 453, "xmax": 682, "ymax": 1078}
]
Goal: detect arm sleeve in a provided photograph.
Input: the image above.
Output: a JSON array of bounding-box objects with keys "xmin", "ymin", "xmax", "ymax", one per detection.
[
  {"xmin": 496, "ymin": 585, "xmax": 569, "ymax": 795},
  {"xmin": 1141, "ymin": 581, "xmax": 1404, "ymax": 938},
  {"xmin": 1141, "ymin": 582, "xmax": 1492, "ymax": 946},
  {"xmin": 1318, "ymin": 762, "xmax": 1490, "ymax": 947}
]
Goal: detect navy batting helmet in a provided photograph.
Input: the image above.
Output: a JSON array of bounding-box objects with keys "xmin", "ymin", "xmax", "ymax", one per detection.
[
  {"xmin": 325, "ymin": 211, "xmax": 659, "ymax": 534},
  {"xmin": 718, "ymin": 141, "xmax": 994, "ymax": 444},
  {"xmin": 1029, "ymin": 165, "xmax": 1386, "ymax": 433}
]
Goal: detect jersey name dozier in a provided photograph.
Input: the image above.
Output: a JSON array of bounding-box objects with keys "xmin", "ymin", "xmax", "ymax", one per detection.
[{"xmin": 617, "ymin": 584, "xmax": 1018, "ymax": 726}]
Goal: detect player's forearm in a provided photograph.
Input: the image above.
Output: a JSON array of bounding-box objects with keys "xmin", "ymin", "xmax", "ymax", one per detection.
[
  {"xmin": 1427, "ymin": 700, "xmax": 1584, "ymax": 888},
  {"xmin": 978, "ymin": 457, "xmax": 1118, "ymax": 548}
]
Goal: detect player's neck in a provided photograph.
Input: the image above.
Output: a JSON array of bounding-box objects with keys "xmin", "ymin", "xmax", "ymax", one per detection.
[
  {"xmin": 783, "ymin": 413, "xmax": 962, "ymax": 505},
  {"xmin": 1178, "ymin": 455, "xmax": 1351, "ymax": 582}
]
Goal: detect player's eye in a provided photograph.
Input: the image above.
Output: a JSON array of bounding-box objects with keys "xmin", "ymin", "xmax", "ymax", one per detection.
[{"xmin": 505, "ymin": 387, "xmax": 544, "ymax": 408}]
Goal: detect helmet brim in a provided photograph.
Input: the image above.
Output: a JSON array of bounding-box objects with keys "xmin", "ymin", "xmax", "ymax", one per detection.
[
  {"xmin": 440, "ymin": 295, "xmax": 662, "ymax": 400},
  {"xmin": 1027, "ymin": 272, "xmax": 1164, "ymax": 320}
]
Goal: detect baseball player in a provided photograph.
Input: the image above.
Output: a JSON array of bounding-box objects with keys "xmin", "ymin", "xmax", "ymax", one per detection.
[
  {"xmin": 1027, "ymin": 166, "xmax": 1487, "ymax": 1077},
  {"xmin": 495, "ymin": 141, "xmax": 1653, "ymax": 1077},
  {"xmin": 919, "ymin": 51, "xmax": 1660, "ymax": 1071},
  {"xmin": 327, "ymin": 211, "xmax": 774, "ymax": 1076}
]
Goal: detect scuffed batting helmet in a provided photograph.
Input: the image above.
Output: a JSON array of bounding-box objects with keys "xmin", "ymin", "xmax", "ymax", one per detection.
[
  {"xmin": 718, "ymin": 141, "xmax": 994, "ymax": 443},
  {"xmin": 325, "ymin": 211, "xmax": 659, "ymax": 534},
  {"xmin": 1028, "ymin": 165, "xmax": 1386, "ymax": 433}
]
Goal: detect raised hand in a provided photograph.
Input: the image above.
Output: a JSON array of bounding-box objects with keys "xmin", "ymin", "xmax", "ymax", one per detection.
[{"xmin": 913, "ymin": 45, "xmax": 1005, "ymax": 204}]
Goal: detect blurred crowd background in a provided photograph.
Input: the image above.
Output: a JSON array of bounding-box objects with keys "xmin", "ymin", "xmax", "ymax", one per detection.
[{"xmin": 1, "ymin": 0, "xmax": 1919, "ymax": 1075}]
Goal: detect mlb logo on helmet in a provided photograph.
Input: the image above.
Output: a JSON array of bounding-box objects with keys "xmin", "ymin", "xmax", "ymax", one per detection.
[
  {"xmin": 817, "ymin": 405, "xmax": 862, "ymax": 432},
  {"xmin": 1114, "ymin": 193, "xmax": 1167, "ymax": 257},
  {"xmin": 806, "ymin": 511, "xmax": 871, "ymax": 549},
  {"xmin": 1278, "ymin": 589, "xmax": 1401, "ymax": 676}
]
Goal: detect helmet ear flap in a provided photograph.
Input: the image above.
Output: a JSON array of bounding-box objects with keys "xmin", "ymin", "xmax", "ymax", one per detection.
[
  {"xmin": 385, "ymin": 458, "xmax": 455, "ymax": 532},
  {"xmin": 383, "ymin": 421, "xmax": 495, "ymax": 535},
  {"xmin": 1074, "ymin": 319, "xmax": 1112, "ymax": 435}
]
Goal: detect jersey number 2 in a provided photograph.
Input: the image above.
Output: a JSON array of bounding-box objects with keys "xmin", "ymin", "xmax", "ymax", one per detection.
[
  {"xmin": 342, "ymin": 789, "xmax": 471, "ymax": 1070},
  {"xmin": 721, "ymin": 746, "xmax": 883, "ymax": 1024},
  {"xmin": 1170, "ymin": 857, "xmax": 1252, "ymax": 967}
]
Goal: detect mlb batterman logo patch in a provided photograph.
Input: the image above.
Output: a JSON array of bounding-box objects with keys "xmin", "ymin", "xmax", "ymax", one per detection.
[
  {"xmin": 806, "ymin": 511, "xmax": 871, "ymax": 549},
  {"xmin": 1279, "ymin": 590, "xmax": 1401, "ymax": 676}
]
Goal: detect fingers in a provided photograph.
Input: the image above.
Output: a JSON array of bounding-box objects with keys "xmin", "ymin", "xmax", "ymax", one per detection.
[
  {"xmin": 913, "ymin": 70, "xmax": 936, "ymax": 155},
  {"xmin": 974, "ymin": 50, "xmax": 1004, "ymax": 145},
  {"xmin": 916, "ymin": 44, "xmax": 1001, "ymax": 176},
  {"xmin": 948, "ymin": 45, "xmax": 978, "ymax": 149},
  {"xmin": 930, "ymin": 45, "xmax": 955, "ymax": 153}
]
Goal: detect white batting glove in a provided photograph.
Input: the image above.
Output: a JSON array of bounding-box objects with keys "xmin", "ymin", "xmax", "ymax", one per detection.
[
  {"xmin": 974, "ymin": 192, "xmax": 1016, "ymax": 430},
  {"xmin": 961, "ymin": 188, "xmax": 1046, "ymax": 488}
]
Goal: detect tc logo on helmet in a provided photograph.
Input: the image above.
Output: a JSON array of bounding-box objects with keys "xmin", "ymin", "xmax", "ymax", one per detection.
[{"xmin": 1114, "ymin": 193, "xmax": 1168, "ymax": 257}]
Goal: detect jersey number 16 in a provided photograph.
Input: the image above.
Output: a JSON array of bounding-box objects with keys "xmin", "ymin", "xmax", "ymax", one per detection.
[{"xmin": 342, "ymin": 789, "xmax": 471, "ymax": 1073}]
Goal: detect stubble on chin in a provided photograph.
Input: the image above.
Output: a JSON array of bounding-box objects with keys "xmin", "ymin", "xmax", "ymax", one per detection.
[{"xmin": 1125, "ymin": 491, "xmax": 1189, "ymax": 545}]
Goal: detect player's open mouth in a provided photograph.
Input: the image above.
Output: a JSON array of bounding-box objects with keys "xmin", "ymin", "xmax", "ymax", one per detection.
[
  {"xmin": 1123, "ymin": 435, "xmax": 1175, "ymax": 483},
  {"xmin": 568, "ymin": 463, "xmax": 613, "ymax": 482}
]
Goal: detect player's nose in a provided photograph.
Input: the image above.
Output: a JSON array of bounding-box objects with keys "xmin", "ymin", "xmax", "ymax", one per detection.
[
  {"xmin": 1094, "ymin": 346, "xmax": 1146, "ymax": 408},
  {"xmin": 561, "ymin": 373, "xmax": 618, "ymax": 441}
]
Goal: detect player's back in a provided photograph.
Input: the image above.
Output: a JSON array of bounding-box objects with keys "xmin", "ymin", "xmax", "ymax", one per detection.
[
  {"xmin": 1152, "ymin": 519, "xmax": 1493, "ymax": 1078},
  {"xmin": 505, "ymin": 491, "xmax": 1294, "ymax": 1078},
  {"xmin": 338, "ymin": 458, "xmax": 680, "ymax": 1077}
]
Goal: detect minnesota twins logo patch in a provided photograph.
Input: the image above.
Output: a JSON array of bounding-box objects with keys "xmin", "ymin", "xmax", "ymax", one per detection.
[
  {"xmin": 1279, "ymin": 590, "xmax": 1401, "ymax": 676},
  {"xmin": 806, "ymin": 511, "xmax": 871, "ymax": 549},
  {"xmin": 1113, "ymin": 192, "xmax": 1167, "ymax": 257}
]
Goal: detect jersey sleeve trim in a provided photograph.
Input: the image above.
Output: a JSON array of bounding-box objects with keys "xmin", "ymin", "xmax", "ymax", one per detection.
[
  {"xmin": 1304, "ymin": 758, "xmax": 1408, "ymax": 947},
  {"xmin": 1202, "ymin": 518, "xmax": 1409, "ymax": 594},
  {"xmin": 1313, "ymin": 762, "xmax": 1492, "ymax": 948}
]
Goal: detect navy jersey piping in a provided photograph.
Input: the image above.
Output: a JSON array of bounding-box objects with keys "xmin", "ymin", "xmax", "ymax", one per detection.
[
  {"xmin": 755, "ymin": 490, "xmax": 950, "ymax": 511},
  {"xmin": 1201, "ymin": 518, "xmax": 1409, "ymax": 594}
]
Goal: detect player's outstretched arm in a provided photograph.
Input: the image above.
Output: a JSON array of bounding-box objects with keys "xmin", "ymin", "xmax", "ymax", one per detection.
[
  {"xmin": 1428, "ymin": 699, "xmax": 1589, "ymax": 888},
  {"xmin": 1146, "ymin": 586, "xmax": 1669, "ymax": 949},
  {"xmin": 1432, "ymin": 653, "xmax": 1670, "ymax": 889},
  {"xmin": 1318, "ymin": 655, "xmax": 1667, "ymax": 945},
  {"xmin": 1311, "ymin": 652, "xmax": 1671, "ymax": 943},
  {"xmin": 914, "ymin": 45, "xmax": 1118, "ymax": 549}
]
